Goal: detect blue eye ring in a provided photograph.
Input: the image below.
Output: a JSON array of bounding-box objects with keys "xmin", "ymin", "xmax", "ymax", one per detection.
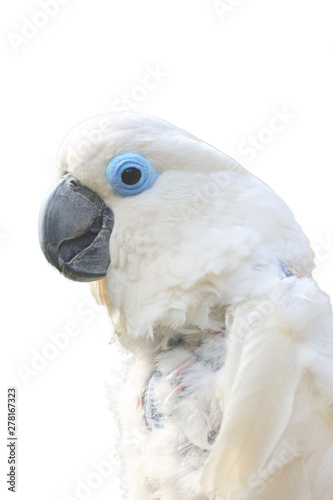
[{"xmin": 106, "ymin": 152, "xmax": 159, "ymax": 197}]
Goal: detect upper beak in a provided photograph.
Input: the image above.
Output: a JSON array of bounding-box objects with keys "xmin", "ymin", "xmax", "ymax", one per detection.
[{"xmin": 38, "ymin": 173, "xmax": 114, "ymax": 282}]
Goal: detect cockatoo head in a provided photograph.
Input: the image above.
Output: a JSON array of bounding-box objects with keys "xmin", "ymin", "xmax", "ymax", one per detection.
[{"xmin": 39, "ymin": 113, "xmax": 314, "ymax": 342}]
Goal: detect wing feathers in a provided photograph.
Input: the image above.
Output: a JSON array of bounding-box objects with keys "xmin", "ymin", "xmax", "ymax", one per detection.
[
  {"xmin": 201, "ymin": 278, "xmax": 333, "ymax": 499},
  {"xmin": 201, "ymin": 312, "xmax": 301, "ymax": 497}
]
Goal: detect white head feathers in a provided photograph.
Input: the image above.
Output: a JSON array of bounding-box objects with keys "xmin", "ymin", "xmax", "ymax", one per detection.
[{"xmin": 57, "ymin": 112, "xmax": 314, "ymax": 340}]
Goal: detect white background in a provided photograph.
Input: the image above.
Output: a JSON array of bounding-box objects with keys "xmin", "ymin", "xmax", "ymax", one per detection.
[{"xmin": 1, "ymin": 1, "xmax": 333, "ymax": 499}]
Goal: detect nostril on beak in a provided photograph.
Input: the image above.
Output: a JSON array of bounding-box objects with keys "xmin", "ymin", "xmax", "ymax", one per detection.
[{"xmin": 68, "ymin": 178, "xmax": 80, "ymax": 189}]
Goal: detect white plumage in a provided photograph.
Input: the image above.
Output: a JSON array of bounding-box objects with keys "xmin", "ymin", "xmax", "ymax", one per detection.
[{"xmin": 52, "ymin": 113, "xmax": 333, "ymax": 499}]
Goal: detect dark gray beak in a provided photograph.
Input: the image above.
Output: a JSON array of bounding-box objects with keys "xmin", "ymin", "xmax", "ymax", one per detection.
[{"xmin": 38, "ymin": 173, "xmax": 114, "ymax": 282}]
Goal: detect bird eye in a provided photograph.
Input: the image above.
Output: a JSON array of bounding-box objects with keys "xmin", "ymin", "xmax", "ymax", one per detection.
[
  {"xmin": 106, "ymin": 153, "xmax": 159, "ymax": 197},
  {"xmin": 121, "ymin": 167, "xmax": 142, "ymax": 185}
]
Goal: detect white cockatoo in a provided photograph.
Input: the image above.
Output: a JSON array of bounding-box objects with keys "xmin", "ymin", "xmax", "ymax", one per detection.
[{"xmin": 39, "ymin": 113, "xmax": 333, "ymax": 500}]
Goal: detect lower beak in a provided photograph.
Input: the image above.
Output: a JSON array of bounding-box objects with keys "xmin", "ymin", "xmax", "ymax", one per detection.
[{"xmin": 38, "ymin": 173, "xmax": 114, "ymax": 282}]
